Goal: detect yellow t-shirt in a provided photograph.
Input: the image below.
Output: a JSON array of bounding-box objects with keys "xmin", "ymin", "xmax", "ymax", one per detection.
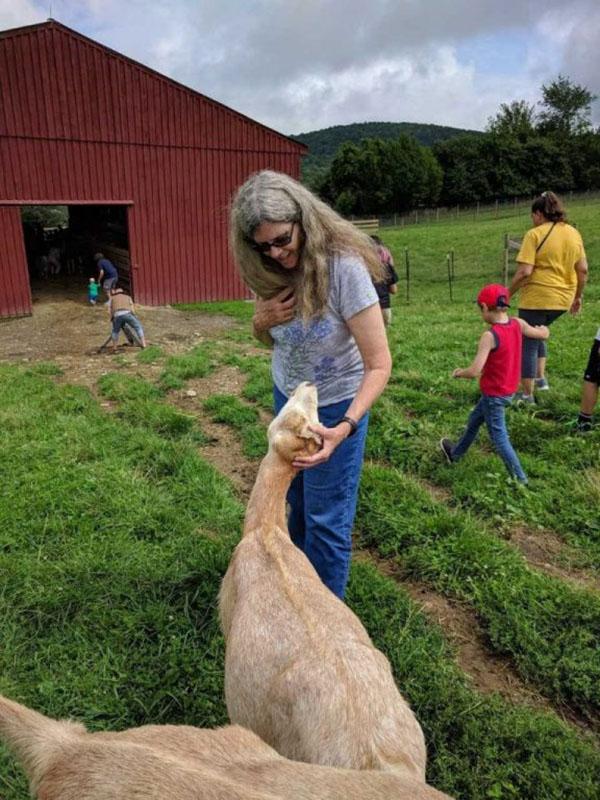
[{"xmin": 516, "ymin": 222, "xmax": 585, "ymax": 310}]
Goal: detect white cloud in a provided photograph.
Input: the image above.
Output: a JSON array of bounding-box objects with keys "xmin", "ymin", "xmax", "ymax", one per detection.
[
  {"xmin": 2, "ymin": 0, "xmax": 599, "ymax": 132},
  {"xmin": 0, "ymin": 0, "xmax": 43, "ymax": 29}
]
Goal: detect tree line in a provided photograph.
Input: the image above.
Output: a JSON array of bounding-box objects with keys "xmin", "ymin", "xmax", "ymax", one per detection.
[{"xmin": 314, "ymin": 76, "xmax": 599, "ymax": 215}]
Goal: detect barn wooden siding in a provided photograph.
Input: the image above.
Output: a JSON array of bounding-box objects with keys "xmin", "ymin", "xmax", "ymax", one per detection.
[
  {"xmin": 0, "ymin": 206, "xmax": 31, "ymax": 316},
  {"xmin": 0, "ymin": 20, "xmax": 306, "ymax": 316}
]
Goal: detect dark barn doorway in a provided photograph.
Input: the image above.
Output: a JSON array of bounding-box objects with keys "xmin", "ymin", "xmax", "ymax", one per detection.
[{"xmin": 21, "ymin": 204, "xmax": 132, "ymax": 306}]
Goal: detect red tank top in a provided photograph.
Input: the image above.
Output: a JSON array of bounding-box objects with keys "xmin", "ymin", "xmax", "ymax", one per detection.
[{"xmin": 480, "ymin": 318, "xmax": 522, "ymax": 396}]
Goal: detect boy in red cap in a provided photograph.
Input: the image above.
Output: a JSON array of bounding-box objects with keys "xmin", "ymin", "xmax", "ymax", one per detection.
[{"xmin": 440, "ymin": 283, "xmax": 549, "ymax": 483}]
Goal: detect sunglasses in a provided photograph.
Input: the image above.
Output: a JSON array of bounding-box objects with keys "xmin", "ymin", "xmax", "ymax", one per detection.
[{"xmin": 248, "ymin": 223, "xmax": 296, "ymax": 254}]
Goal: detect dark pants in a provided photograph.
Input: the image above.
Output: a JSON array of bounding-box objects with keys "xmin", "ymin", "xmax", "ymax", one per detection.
[
  {"xmin": 518, "ymin": 309, "xmax": 565, "ymax": 379},
  {"xmin": 584, "ymin": 339, "xmax": 600, "ymax": 385},
  {"xmin": 274, "ymin": 385, "xmax": 369, "ymax": 599}
]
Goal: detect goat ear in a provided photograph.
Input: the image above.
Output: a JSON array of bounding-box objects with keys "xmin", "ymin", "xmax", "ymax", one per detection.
[{"xmin": 299, "ymin": 423, "xmax": 322, "ymax": 448}]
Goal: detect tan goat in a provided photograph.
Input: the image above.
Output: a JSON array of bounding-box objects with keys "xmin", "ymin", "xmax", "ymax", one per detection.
[
  {"xmin": 0, "ymin": 694, "xmax": 453, "ymax": 799},
  {"xmin": 219, "ymin": 382, "xmax": 428, "ymax": 779}
]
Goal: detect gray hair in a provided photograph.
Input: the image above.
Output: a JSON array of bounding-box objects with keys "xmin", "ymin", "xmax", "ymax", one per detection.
[{"xmin": 229, "ymin": 170, "xmax": 383, "ymax": 319}]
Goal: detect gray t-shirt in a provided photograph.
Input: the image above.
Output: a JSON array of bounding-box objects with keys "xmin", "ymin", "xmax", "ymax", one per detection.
[{"xmin": 271, "ymin": 253, "xmax": 379, "ymax": 406}]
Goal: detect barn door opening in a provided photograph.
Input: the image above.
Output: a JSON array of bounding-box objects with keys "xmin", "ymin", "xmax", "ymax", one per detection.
[{"xmin": 21, "ymin": 204, "xmax": 132, "ymax": 306}]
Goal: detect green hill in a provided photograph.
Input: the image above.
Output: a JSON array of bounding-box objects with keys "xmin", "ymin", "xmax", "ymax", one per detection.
[{"xmin": 291, "ymin": 121, "xmax": 481, "ymax": 184}]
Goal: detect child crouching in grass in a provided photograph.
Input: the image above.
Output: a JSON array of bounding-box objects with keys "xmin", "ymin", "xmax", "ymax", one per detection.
[{"xmin": 440, "ymin": 284, "xmax": 549, "ymax": 484}]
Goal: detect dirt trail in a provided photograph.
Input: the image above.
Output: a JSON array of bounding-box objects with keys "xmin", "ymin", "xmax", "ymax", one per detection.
[{"xmin": 509, "ymin": 526, "xmax": 600, "ymax": 594}]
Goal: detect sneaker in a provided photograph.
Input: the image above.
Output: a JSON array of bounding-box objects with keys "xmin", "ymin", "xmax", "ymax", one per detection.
[
  {"xmin": 515, "ymin": 393, "xmax": 535, "ymax": 405},
  {"xmin": 439, "ymin": 438, "xmax": 455, "ymax": 463},
  {"xmin": 535, "ymin": 378, "xmax": 550, "ymax": 390},
  {"xmin": 576, "ymin": 418, "xmax": 593, "ymax": 433}
]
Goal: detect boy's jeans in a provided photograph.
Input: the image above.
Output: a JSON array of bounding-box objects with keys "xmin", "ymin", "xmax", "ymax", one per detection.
[
  {"xmin": 274, "ymin": 385, "xmax": 369, "ymax": 599},
  {"xmin": 111, "ymin": 312, "xmax": 144, "ymax": 341},
  {"xmin": 451, "ymin": 394, "xmax": 527, "ymax": 483}
]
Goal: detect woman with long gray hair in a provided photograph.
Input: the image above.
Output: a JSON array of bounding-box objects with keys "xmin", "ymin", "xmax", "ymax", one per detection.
[{"xmin": 229, "ymin": 170, "xmax": 391, "ymax": 599}]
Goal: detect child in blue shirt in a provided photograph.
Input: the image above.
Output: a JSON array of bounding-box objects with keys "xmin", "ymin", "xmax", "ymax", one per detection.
[{"xmin": 88, "ymin": 278, "xmax": 99, "ymax": 305}]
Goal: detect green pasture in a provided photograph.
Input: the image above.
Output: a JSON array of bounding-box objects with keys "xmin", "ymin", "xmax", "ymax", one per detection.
[
  {"xmin": 1, "ymin": 200, "xmax": 599, "ymax": 799},
  {"xmin": 383, "ymin": 200, "xmax": 599, "ymax": 306}
]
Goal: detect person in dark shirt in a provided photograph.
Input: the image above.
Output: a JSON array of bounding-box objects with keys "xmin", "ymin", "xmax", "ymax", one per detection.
[
  {"xmin": 94, "ymin": 253, "xmax": 119, "ymax": 302},
  {"xmin": 370, "ymin": 235, "xmax": 398, "ymax": 326}
]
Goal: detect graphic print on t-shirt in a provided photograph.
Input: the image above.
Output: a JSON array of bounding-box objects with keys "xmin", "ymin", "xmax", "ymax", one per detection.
[{"xmin": 280, "ymin": 317, "xmax": 335, "ymax": 389}]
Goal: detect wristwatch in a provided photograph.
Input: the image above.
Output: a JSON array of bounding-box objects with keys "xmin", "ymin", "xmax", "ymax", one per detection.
[{"xmin": 339, "ymin": 415, "xmax": 358, "ymax": 436}]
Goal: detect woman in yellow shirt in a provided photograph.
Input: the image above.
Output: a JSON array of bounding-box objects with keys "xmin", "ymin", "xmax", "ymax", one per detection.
[{"xmin": 509, "ymin": 192, "xmax": 588, "ymax": 401}]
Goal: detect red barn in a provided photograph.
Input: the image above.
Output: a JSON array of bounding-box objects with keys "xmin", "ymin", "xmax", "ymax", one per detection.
[{"xmin": 0, "ymin": 19, "xmax": 307, "ymax": 317}]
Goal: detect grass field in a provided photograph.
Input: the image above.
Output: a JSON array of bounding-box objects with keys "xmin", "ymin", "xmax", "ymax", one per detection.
[{"xmin": 1, "ymin": 201, "xmax": 599, "ymax": 799}]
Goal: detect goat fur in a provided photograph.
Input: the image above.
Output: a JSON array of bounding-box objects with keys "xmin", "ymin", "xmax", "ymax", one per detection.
[
  {"xmin": 219, "ymin": 382, "xmax": 428, "ymax": 778},
  {"xmin": 0, "ymin": 694, "xmax": 453, "ymax": 799}
]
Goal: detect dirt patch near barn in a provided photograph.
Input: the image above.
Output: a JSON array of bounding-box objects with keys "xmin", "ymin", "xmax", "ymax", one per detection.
[
  {"xmin": 0, "ymin": 295, "xmax": 260, "ymax": 504},
  {"xmin": 0, "ymin": 291, "xmax": 236, "ymax": 384}
]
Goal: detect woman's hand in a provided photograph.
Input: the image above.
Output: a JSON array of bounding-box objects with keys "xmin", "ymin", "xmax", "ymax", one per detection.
[
  {"xmin": 570, "ymin": 296, "xmax": 583, "ymax": 315},
  {"xmin": 253, "ymin": 289, "xmax": 295, "ymax": 332},
  {"xmin": 509, "ymin": 262, "xmax": 534, "ymax": 295},
  {"xmin": 292, "ymin": 422, "xmax": 349, "ymax": 469}
]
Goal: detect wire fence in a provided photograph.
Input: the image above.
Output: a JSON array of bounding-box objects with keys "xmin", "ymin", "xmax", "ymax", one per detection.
[
  {"xmin": 373, "ymin": 189, "xmax": 600, "ymax": 229},
  {"xmin": 388, "ymin": 245, "xmax": 519, "ymax": 305},
  {"xmin": 348, "ymin": 190, "xmax": 599, "ymax": 305}
]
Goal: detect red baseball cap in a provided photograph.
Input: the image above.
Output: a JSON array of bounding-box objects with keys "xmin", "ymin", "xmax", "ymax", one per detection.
[{"xmin": 477, "ymin": 284, "xmax": 510, "ymax": 308}]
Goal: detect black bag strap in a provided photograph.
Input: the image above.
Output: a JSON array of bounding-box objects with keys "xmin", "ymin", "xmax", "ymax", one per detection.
[{"xmin": 535, "ymin": 222, "xmax": 556, "ymax": 254}]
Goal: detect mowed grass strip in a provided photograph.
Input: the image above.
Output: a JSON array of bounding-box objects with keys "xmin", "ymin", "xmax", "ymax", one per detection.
[
  {"xmin": 203, "ymin": 393, "xmax": 267, "ymax": 459},
  {"xmin": 0, "ymin": 365, "xmax": 240, "ymax": 797},
  {"xmin": 0, "ymin": 364, "xmax": 598, "ymax": 799},
  {"xmin": 222, "ymin": 351, "xmax": 274, "ymax": 411},
  {"xmin": 136, "ymin": 344, "xmax": 164, "ymax": 364},
  {"xmin": 172, "ymin": 300, "xmax": 255, "ymax": 322},
  {"xmin": 367, "ymin": 373, "xmax": 600, "ymax": 567},
  {"xmin": 373, "ymin": 222, "xmax": 600, "ymax": 567},
  {"xmin": 357, "ymin": 465, "xmax": 600, "ymax": 716},
  {"xmin": 159, "ymin": 343, "xmax": 217, "ymax": 390},
  {"xmin": 348, "ymin": 560, "xmax": 600, "ymax": 800},
  {"xmin": 97, "ymin": 372, "xmax": 205, "ymax": 440}
]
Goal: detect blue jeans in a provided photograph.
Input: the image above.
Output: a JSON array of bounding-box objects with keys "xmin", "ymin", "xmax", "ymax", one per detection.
[
  {"xmin": 112, "ymin": 312, "xmax": 144, "ymax": 342},
  {"xmin": 274, "ymin": 385, "xmax": 369, "ymax": 599},
  {"xmin": 451, "ymin": 394, "xmax": 527, "ymax": 483}
]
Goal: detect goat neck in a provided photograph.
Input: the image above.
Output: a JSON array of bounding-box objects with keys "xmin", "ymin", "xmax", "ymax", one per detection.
[{"xmin": 244, "ymin": 446, "xmax": 294, "ymax": 536}]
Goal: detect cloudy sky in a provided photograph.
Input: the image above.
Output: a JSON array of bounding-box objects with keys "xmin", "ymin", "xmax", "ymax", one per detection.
[{"xmin": 2, "ymin": 0, "xmax": 599, "ymax": 136}]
